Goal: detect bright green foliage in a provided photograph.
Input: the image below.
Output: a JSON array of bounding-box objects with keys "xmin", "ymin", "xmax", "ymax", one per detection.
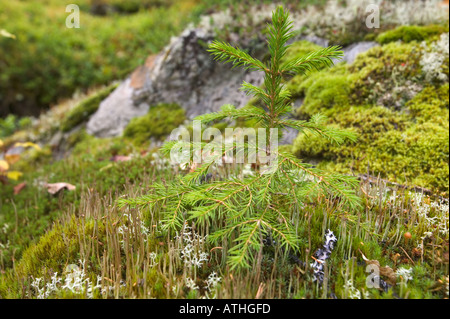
[
  {"xmin": 376, "ymin": 24, "xmax": 449, "ymax": 44},
  {"xmin": 61, "ymin": 84, "xmax": 118, "ymax": 132},
  {"xmin": 119, "ymin": 7, "xmax": 361, "ymax": 270},
  {"xmin": 282, "ymin": 40, "xmax": 326, "ymax": 97},
  {"xmin": 123, "ymin": 103, "xmax": 186, "ymax": 145}
]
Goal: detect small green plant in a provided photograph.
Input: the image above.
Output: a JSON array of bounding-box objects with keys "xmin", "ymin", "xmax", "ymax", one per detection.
[{"xmin": 118, "ymin": 6, "xmax": 360, "ymax": 270}]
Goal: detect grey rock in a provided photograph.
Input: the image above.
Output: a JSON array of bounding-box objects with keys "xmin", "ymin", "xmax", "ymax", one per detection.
[
  {"xmin": 292, "ymin": 98, "xmax": 304, "ymax": 111},
  {"xmin": 5, "ymin": 145, "xmax": 25, "ymax": 156}
]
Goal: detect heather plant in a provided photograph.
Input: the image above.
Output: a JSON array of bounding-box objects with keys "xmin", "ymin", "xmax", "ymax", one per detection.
[{"xmin": 120, "ymin": 6, "xmax": 361, "ymax": 270}]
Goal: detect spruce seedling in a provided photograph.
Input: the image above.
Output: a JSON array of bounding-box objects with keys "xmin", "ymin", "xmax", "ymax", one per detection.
[{"xmin": 119, "ymin": 6, "xmax": 361, "ymax": 270}]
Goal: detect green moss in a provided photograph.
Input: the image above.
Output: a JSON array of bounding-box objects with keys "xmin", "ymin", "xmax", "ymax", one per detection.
[
  {"xmin": 14, "ymin": 218, "xmax": 82, "ymax": 279},
  {"xmin": 370, "ymin": 123, "xmax": 448, "ymax": 191},
  {"xmin": 294, "ymin": 105, "xmax": 407, "ymax": 159},
  {"xmin": 406, "ymin": 84, "xmax": 449, "ymax": 124},
  {"xmin": 109, "ymin": 0, "xmax": 172, "ymax": 13},
  {"xmin": 61, "ymin": 84, "xmax": 118, "ymax": 132},
  {"xmin": 70, "ymin": 131, "xmax": 135, "ymax": 159},
  {"xmin": 123, "ymin": 103, "xmax": 186, "ymax": 145},
  {"xmin": 297, "ymin": 72, "xmax": 351, "ymax": 117},
  {"xmin": 376, "ymin": 24, "xmax": 449, "ymax": 45},
  {"xmin": 287, "ymin": 61, "xmax": 350, "ymax": 117}
]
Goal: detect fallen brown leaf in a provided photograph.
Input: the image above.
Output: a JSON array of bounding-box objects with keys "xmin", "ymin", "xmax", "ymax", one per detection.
[{"xmin": 13, "ymin": 182, "xmax": 27, "ymax": 195}]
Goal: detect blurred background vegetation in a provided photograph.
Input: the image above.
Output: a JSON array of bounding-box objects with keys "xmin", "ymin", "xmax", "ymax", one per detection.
[{"xmin": 0, "ymin": 0, "xmax": 324, "ymax": 118}]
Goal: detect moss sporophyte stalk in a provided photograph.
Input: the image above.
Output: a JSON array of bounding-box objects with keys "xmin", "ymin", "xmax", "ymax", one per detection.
[{"xmin": 118, "ymin": 6, "xmax": 361, "ymax": 271}]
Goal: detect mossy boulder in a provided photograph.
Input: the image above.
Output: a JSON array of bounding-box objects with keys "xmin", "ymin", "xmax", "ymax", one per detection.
[
  {"xmin": 288, "ymin": 32, "xmax": 449, "ymax": 194},
  {"xmin": 123, "ymin": 103, "xmax": 185, "ymax": 145},
  {"xmin": 291, "ymin": 41, "xmax": 422, "ymax": 118}
]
